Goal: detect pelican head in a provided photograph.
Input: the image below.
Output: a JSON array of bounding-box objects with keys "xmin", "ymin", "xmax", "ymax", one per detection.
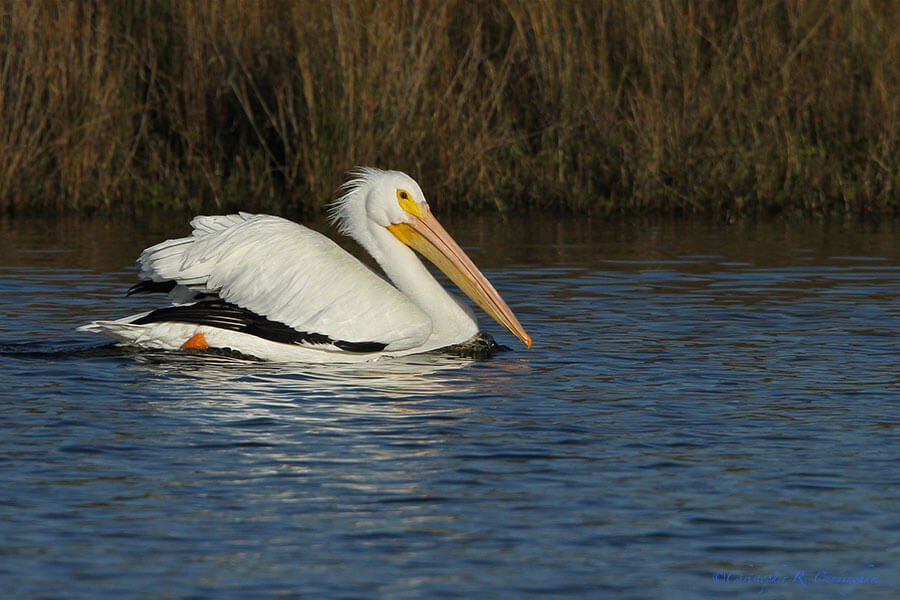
[{"xmin": 330, "ymin": 167, "xmax": 532, "ymax": 348}]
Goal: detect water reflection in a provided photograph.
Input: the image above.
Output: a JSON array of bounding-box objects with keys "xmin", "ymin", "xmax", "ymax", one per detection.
[{"xmin": 124, "ymin": 350, "xmax": 483, "ymax": 402}]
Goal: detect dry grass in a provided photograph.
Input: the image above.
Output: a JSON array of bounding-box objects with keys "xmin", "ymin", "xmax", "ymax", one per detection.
[{"xmin": 2, "ymin": 0, "xmax": 899, "ymax": 216}]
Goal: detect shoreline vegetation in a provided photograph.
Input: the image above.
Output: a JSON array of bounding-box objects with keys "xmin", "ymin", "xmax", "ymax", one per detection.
[{"xmin": 2, "ymin": 1, "xmax": 899, "ymax": 218}]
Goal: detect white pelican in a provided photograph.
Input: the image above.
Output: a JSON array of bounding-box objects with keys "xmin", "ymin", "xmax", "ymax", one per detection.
[{"xmin": 79, "ymin": 168, "xmax": 531, "ymax": 362}]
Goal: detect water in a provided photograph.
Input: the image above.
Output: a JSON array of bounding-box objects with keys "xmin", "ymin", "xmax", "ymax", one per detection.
[{"xmin": 1, "ymin": 215, "xmax": 897, "ymax": 599}]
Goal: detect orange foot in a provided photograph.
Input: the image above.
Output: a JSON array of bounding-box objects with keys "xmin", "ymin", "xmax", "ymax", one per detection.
[{"xmin": 181, "ymin": 332, "xmax": 209, "ymax": 350}]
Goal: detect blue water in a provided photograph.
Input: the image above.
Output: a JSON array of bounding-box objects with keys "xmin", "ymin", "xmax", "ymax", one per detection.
[{"xmin": 1, "ymin": 216, "xmax": 897, "ymax": 598}]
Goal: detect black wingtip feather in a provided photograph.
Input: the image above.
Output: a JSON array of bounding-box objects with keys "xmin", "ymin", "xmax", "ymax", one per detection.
[
  {"xmin": 132, "ymin": 299, "xmax": 387, "ymax": 353},
  {"xmin": 127, "ymin": 280, "xmax": 177, "ymax": 296}
]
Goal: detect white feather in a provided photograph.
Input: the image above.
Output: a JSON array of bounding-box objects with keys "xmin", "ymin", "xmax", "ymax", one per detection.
[{"xmin": 135, "ymin": 213, "xmax": 432, "ymax": 350}]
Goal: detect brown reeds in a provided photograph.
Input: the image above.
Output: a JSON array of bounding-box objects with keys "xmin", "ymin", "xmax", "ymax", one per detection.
[{"xmin": 1, "ymin": 1, "xmax": 899, "ymax": 216}]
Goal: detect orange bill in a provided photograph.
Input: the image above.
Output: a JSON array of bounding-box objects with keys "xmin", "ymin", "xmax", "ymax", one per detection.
[{"xmin": 388, "ymin": 206, "xmax": 532, "ymax": 348}]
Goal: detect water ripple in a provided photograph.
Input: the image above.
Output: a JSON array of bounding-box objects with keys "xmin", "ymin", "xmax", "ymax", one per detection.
[{"xmin": 2, "ymin": 218, "xmax": 898, "ymax": 598}]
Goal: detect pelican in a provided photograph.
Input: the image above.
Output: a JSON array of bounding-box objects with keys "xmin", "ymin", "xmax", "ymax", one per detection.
[{"xmin": 79, "ymin": 168, "xmax": 531, "ymax": 362}]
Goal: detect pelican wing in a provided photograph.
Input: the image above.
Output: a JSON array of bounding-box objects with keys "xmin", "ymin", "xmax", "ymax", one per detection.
[{"xmin": 136, "ymin": 213, "xmax": 432, "ymax": 351}]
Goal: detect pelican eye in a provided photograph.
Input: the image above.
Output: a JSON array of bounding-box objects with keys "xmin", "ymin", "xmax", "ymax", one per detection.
[{"xmin": 397, "ymin": 189, "xmax": 422, "ymax": 217}]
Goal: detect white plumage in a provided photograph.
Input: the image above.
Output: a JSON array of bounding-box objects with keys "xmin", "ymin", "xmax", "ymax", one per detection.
[{"xmin": 79, "ymin": 168, "xmax": 530, "ymax": 362}]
